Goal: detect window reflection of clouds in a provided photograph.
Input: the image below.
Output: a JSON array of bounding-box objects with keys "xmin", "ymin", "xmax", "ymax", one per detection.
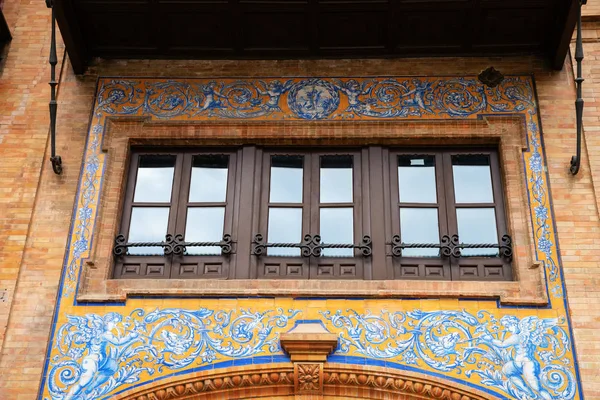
[
  {"xmin": 185, "ymin": 207, "xmax": 225, "ymax": 255},
  {"xmin": 400, "ymin": 208, "xmax": 440, "ymax": 257},
  {"xmin": 320, "ymin": 208, "xmax": 353, "ymax": 257},
  {"xmin": 320, "ymin": 157, "xmax": 353, "ymax": 203},
  {"xmin": 134, "ymin": 167, "xmax": 175, "ymax": 203},
  {"xmin": 268, "ymin": 208, "xmax": 302, "ymax": 256},
  {"xmin": 190, "ymin": 167, "xmax": 228, "ymax": 202},
  {"xmin": 457, "ymin": 208, "xmax": 498, "ymax": 256},
  {"xmin": 128, "ymin": 207, "xmax": 169, "ymax": 255},
  {"xmin": 398, "ymin": 156, "xmax": 437, "ymax": 203},
  {"xmin": 452, "ymin": 158, "xmax": 494, "ymax": 204},
  {"xmin": 270, "ymin": 166, "xmax": 303, "ymax": 203}
]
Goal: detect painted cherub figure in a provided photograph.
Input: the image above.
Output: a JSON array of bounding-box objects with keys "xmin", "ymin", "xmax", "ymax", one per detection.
[
  {"xmin": 64, "ymin": 313, "xmax": 139, "ymax": 400},
  {"xmin": 257, "ymin": 79, "xmax": 294, "ymax": 111},
  {"xmin": 478, "ymin": 315, "xmax": 553, "ymax": 400}
]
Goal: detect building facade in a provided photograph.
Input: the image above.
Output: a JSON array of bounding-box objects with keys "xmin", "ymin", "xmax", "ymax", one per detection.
[{"xmin": 1, "ymin": 0, "xmax": 599, "ymax": 399}]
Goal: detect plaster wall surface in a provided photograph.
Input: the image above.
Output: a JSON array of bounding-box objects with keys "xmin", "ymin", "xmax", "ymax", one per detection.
[{"xmin": 0, "ymin": 0, "xmax": 599, "ymax": 398}]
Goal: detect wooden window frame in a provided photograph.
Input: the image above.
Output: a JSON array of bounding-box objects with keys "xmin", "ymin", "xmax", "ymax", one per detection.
[
  {"xmin": 113, "ymin": 145, "xmax": 512, "ymax": 282},
  {"xmin": 386, "ymin": 148, "xmax": 512, "ymax": 281},
  {"xmin": 113, "ymin": 148, "xmax": 239, "ymax": 279},
  {"xmin": 254, "ymin": 149, "xmax": 370, "ymax": 279}
]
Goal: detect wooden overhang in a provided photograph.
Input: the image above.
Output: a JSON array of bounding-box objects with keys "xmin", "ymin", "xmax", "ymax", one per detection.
[
  {"xmin": 54, "ymin": 0, "xmax": 580, "ymax": 74},
  {"xmin": 0, "ymin": 7, "xmax": 11, "ymax": 50}
]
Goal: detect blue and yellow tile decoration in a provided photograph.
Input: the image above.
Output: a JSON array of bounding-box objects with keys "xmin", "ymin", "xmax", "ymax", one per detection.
[{"xmin": 39, "ymin": 76, "xmax": 583, "ymax": 399}]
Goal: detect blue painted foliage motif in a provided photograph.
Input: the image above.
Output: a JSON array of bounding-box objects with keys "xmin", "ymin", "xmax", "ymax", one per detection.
[
  {"xmin": 47, "ymin": 308, "xmax": 300, "ymax": 400},
  {"xmin": 321, "ymin": 309, "xmax": 575, "ymax": 400},
  {"xmin": 92, "ymin": 77, "xmax": 535, "ymax": 120},
  {"xmin": 48, "ymin": 76, "xmax": 577, "ymax": 399}
]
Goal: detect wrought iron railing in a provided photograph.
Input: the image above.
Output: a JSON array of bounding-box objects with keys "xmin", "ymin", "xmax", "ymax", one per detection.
[
  {"xmin": 251, "ymin": 233, "xmax": 372, "ymax": 257},
  {"xmin": 113, "ymin": 234, "xmax": 233, "ymax": 256},
  {"xmin": 390, "ymin": 234, "xmax": 512, "ymax": 260}
]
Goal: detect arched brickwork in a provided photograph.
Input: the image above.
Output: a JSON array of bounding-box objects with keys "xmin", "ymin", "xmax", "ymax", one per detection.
[{"xmin": 113, "ymin": 363, "xmax": 498, "ymax": 400}]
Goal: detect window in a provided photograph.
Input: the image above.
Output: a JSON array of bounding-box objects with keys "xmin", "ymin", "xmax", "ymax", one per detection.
[
  {"xmin": 113, "ymin": 146, "xmax": 512, "ymax": 281},
  {"xmin": 113, "ymin": 149, "xmax": 237, "ymax": 279},
  {"xmin": 254, "ymin": 151, "xmax": 367, "ymax": 279},
  {"xmin": 389, "ymin": 150, "xmax": 511, "ymax": 281}
]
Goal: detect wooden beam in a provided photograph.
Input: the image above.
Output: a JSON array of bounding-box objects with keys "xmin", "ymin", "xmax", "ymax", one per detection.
[
  {"xmin": 53, "ymin": 0, "xmax": 88, "ymax": 74},
  {"xmin": 0, "ymin": 9, "xmax": 11, "ymax": 45},
  {"xmin": 552, "ymin": 0, "xmax": 579, "ymax": 70}
]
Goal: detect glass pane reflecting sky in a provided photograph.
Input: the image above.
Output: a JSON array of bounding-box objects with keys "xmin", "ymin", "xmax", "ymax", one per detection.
[
  {"xmin": 270, "ymin": 156, "xmax": 303, "ymax": 203},
  {"xmin": 185, "ymin": 207, "xmax": 225, "ymax": 255},
  {"xmin": 128, "ymin": 207, "xmax": 169, "ymax": 255},
  {"xmin": 134, "ymin": 155, "xmax": 176, "ymax": 203},
  {"xmin": 320, "ymin": 155, "xmax": 353, "ymax": 203},
  {"xmin": 320, "ymin": 207, "xmax": 353, "ymax": 256},
  {"xmin": 452, "ymin": 155, "xmax": 494, "ymax": 203},
  {"xmin": 398, "ymin": 155, "xmax": 437, "ymax": 203},
  {"xmin": 400, "ymin": 208, "xmax": 439, "ymax": 257},
  {"xmin": 189, "ymin": 155, "xmax": 229, "ymax": 203},
  {"xmin": 268, "ymin": 207, "xmax": 302, "ymax": 256},
  {"xmin": 457, "ymin": 208, "xmax": 498, "ymax": 256}
]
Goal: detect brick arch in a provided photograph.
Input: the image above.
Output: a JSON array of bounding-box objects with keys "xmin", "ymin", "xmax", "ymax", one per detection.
[{"xmin": 112, "ymin": 363, "xmax": 499, "ymax": 400}]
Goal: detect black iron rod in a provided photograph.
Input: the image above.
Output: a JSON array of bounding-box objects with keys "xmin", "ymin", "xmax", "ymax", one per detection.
[
  {"xmin": 47, "ymin": 1, "xmax": 62, "ymax": 174},
  {"xmin": 571, "ymin": 0, "xmax": 587, "ymax": 175}
]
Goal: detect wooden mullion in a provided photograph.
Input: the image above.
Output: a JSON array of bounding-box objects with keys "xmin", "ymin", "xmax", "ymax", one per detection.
[
  {"xmin": 397, "ymin": 202, "xmax": 440, "ymax": 208},
  {"xmin": 489, "ymin": 150, "xmax": 512, "ymax": 280},
  {"xmin": 187, "ymin": 202, "xmax": 228, "ymax": 207},
  {"xmin": 308, "ymin": 153, "xmax": 319, "ymax": 276},
  {"xmin": 352, "ymin": 151, "xmax": 362, "ymax": 255},
  {"xmin": 172, "ymin": 153, "xmax": 191, "ymax": 239},
  {"xmin": 121, "ymin": 152, "xmax": 142, "ymax": 241}
]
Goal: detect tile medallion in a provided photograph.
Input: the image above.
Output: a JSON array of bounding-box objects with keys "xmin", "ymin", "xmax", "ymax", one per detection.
[{"xmin": 39, "ymin": 76, "xmax": 582, "ymax": 400}]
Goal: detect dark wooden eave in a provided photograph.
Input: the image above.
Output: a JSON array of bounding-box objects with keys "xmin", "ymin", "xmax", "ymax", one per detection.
[
  {"xmin": 54, "ymin": 0, "xmax": 580, "ymax": 75},
  {"xmin": 0, "ymin": 8, "xmax": 11, "ymax": 49}
]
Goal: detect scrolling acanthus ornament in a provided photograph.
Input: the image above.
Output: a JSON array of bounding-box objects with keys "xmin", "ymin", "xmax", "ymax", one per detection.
[
  {"xmin": 321, "ymin": 309, "xmax": 575, "ymax": 400},
  {"xmin": 47, "ymin": 308, "xmax": 300, "ymax": 400}
]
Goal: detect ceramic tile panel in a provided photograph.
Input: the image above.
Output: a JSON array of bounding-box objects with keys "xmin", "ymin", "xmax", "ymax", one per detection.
[{"xmin": 39, "ymin": 76, "xmax": 582, "ymax": 400}]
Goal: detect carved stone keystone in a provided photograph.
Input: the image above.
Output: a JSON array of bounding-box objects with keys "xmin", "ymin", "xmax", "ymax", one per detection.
[{"xmin": 280, "ymin": 323, "xmax": 338, "ymax": 396}]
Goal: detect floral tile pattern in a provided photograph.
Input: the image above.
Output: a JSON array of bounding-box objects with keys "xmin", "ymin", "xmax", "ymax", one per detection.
[{"xmin": 39, "ymin": 76, "xmax": 582, "ymax": 400}]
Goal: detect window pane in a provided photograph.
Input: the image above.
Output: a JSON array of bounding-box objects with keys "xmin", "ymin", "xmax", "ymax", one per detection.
[
  {"xmin": 452, "ymin": 154, "xmax": 494, "ymax": 203},
  {"xmin": 128, "ymin": 207, "xmax": 169, "ymax": 255},
  {"xmin": 270, "ymin": 156, "xmax": 303, "ymax": 203},
  {"xmin": 400, "ymin": 208, "xmax": 440, "ymax": 257},
  {"xmin": 133, "ymin": 155, "xmax": 176, "ymax": 203},
  {"xmin": 320, "ymin": 208, "xmax": 353, "ymax": 257},
  {"xmin": 189, "ymin": 155, "xmax": 229, "ymax": 203},
  {"xmin": 398, "ymin": 155, "xmax": 437, "ymax": 203},
  {"xmin": 185, "ymin": 207, "xmax": 225, "ymax": 255},
  {"xmin": 456, "ymin": 208, "xmax": 499, "ymax": 256},
  {"xmin": 320, "ymin": 155, "xmax": 353, "ymax": 203},
  {"xmin": 268, "ymin": 208, "xmax": 302, "ymax": 256}
]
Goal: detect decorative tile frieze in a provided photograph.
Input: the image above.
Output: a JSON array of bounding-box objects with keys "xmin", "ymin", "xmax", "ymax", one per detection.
[{"xmin": 38, "ymin": 75, "xmax": 583, "ymax": 400}]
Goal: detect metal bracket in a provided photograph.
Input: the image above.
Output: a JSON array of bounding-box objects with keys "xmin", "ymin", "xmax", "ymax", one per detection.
[
  {"xmin": 571, "ymin": 0, "xmax": 587, "ymax": 175},
  {"xmin": 113, "ymin": 233, "xmax": 234, "ymax": 256},
  {"xmin": 391, "ymin": 234, "xmax": 513, "ymax": 261},
  {"xmin": 251, "ymin": 233, "xmax": 372, "ymax": 257},
  {"xmin": 477, "ymin": 66, "xmax": 505, "ymax": 88},
  {"xmin": 46, "ymin": 0, "xmax": 62, "ymax": 174}
]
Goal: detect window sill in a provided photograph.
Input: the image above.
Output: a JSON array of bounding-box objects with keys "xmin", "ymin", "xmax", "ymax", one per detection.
[{"xmin": 77, "ymin": 265, "xmax": 548, "ymax": 306}]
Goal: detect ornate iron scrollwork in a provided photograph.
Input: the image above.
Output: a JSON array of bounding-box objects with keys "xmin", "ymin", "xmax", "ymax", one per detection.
[
  {"xmin": 113, "ymin": 234, "xmax": 233, "ymax": 256},
  {"xmin": 390, "ymin": 234, "xmax": 512, "ymax": 261},
  {"xmin": 251, "ymin": 234, "xmax": 372, "ymax": 257},
  {"xmin": 391, "ymin": 234, "xmax": 459, "ymax": 257}
]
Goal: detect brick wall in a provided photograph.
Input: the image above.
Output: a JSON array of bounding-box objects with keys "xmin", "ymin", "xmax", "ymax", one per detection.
[{"xmin": 1, "ymin": 0, "xmax": 599, "ymax": 398}]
